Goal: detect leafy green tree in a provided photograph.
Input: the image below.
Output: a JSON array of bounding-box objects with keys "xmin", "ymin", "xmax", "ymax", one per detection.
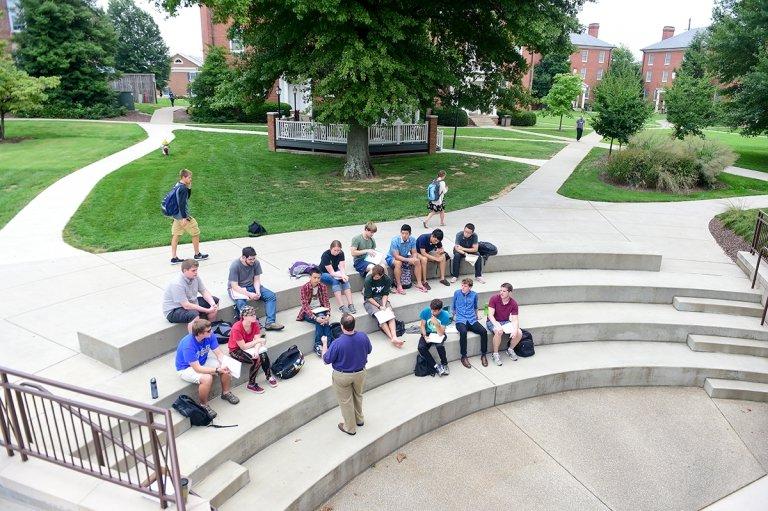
[
  {"xmin": 679, "ymin": 33, "xmax": 708, "ymax": 79},
  {"xmin": 108, "ymin": 0, "xmax": 170, "ymax": 89},
  {"xmin": 0, "ymin": 49, "xmax": 59, "ymax": 140},
  {"xmin": 14, "ymin": 0, "xmax": 119, "ymax": 118},
  {"xmin": 591, "ymin": 70, "xmax": 652, "ymax": 154},
  {"xmin": 608, "ymin": 45, "xmax": 641, "ymax": 78},
  {"xmin": 532, "ymin": 53, "xmax": 572, "ymax": 100},
  {"xmin": 706, "ymin": 0, "xmax": 768, "ymax": 136},
  {"xmin": 665, "ymin": 38, "xmax": 717, "ymax": 139},
  {"xmin": 161, "ymin": 0, "xmax": 582, "ymax": 179},
  {"xmin": 542, "ymin": 72, "xmax": 582, "ymax": 130},
  {"xmin": 189, "ymin": 45, "xmax": 235, "ymax": 122}
]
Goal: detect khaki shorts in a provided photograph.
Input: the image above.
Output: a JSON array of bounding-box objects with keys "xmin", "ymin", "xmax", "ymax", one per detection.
[
  {"xmin": 177, "ymin": 356, "xmax": 219, "ymax": 384},
  {"xmin": 171, "ymin": 217, "xmax": 200, "ymax": 237}
]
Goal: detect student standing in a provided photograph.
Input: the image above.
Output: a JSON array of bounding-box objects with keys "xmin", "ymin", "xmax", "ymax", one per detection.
[{"xmin": 576, "ymin": 116, "xmax": 585, "ymax": 141}]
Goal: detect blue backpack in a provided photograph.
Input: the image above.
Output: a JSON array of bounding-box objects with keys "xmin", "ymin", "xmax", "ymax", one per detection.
[
  {"xmin": 161, "ymin": 183, "xmax": 182, "ymax": 217},
  {"xmin": 426, "ymin": 179, "xmax": 440, "ymax": 201}
]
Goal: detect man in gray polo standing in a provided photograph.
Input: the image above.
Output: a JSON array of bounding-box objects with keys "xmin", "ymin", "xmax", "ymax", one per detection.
[{"xmin": 322, "ymin": 313, "xmax": 372, "ymax": 436}]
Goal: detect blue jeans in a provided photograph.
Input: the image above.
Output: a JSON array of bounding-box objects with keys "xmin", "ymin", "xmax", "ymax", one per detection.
[
  {"xmin": 304, "ymin": 313, "xmax": 332, "ymax": 347},
  {"xmin": 233, "ymin": 285, "xmax": 277, "ymax": 325},
  {"xmin": 321, "ymin": 273, "xmax": 351, "ymax": 293}
]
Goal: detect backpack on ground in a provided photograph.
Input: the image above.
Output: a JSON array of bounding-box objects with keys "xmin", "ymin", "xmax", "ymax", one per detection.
[
  {"xmin": 248, "ymin": 221, "xmax": 267, "ymax": 237},
  {"xmin": 172, "ymin": 394, "xmax": 212, "ymax": 426},
  {"xmin": 514, "ymin": 329, "xmax": 535, "ymax": 357},
  {"xmin": 161, "ymin": 183, "xmax": 182, "ymax": 217},
  {"xmin": 477, "ymin": 241, "xmax": 498, "ymax": 259},
  {"xmin": 414, "ymin": 354, "xmax": 437, "ymax": 377},
  {"xmin": 426, "ymin": 179, "xmax": 440, "ymax": 202},
  {"xmin": 289, "ymin": 261, "xmax": 320, "ymax": 279},
  {"xmin": 395, "ymin": 319, "xmax": 405, "ymax": 337},
  {"xmin": 271, "ymin": 345, "xmax": 305, "ymax": 379},
  {"xmin": 211, "ymin": 321, "xmax": 232, "ymax": 342},
  {"xmin": 400, "ymin": 262, "xmax": 413, "ymax": 289}
]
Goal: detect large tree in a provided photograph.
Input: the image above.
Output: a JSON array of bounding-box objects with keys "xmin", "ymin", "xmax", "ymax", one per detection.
[
  {"xmin": 665, "ymin": 35, "xmax": 717, "ymax": 139},
  {"xmin": 14, "ymin": 0, "xmax": 119, "ymax": 117},
  {"xmin": 706, "ymin": 0, "xmax": 768, "ymax": 136},
  {"xmin": 161, "ymin": 0, "xmax": 582, "ymax": 179},
  {"xmin": 542, "ymin": 72, "xmax": 583, "ymax": 130},
  {"xmin": 188, "ymin": 45, "xmax": 234, "ymax": 122},
  {"xmin": 608, "ymin": 45, "xmax": 641, "ymax": 78},
  {"xmin": 591, "ymin": 70, "xmax": 652, "ymax": 154},
  {"xmin": 108, "ymin": 0, "xmax": 170, "ymax": 89},
  {"xmin": 532, "ymin": 53, "xmax": 572, "ymax": 100}
]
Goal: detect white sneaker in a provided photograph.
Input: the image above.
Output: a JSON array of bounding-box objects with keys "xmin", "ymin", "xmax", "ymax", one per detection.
[
  {"xmin": 450, "ymin": 277, "xmax": 457, "ymax": 283},
  {"xmin": 435, "ymin": 364, "xmax": 447, "ymax": 376},
  {"xmin": 492, "ymin": 353, "xmax": 502, "ymax": 366},
  {"xmin": 507, "ymin": 347, "xmax": 518, "ymax": 361},
  {"xmin": 476, "ymin": 276, "xmax": 486, "ymax": 284}
]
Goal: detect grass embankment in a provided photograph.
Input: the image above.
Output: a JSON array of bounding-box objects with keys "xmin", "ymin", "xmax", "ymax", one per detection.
[
  {"xmin": 716, "ymin": 207, "xmax": 764, "ymax": 243},
  {"xmin": 0, "ymin": 120, "xmax": 147, "ymax": 228},
  {"xmin": 558, "ymin": 147, "xmax": 768, "ymax": 202},
  {"xmin": 65, "ymin": 130, "xmax": 537, "ymax": 252}
]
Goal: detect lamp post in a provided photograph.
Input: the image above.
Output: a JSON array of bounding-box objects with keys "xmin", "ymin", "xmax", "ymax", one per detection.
[
  {"xmin": 293, "ymin": 88, "xmax": 299, "ymax": 121},
  {"xmin": 276, "ymin": 83, "xmax": 282, "ymax": 118}
]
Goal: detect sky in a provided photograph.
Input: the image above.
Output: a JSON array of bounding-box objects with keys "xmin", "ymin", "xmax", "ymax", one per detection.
[{"xmin": 96, "ymin": 0, "xmax": 716, "ymax": 61}]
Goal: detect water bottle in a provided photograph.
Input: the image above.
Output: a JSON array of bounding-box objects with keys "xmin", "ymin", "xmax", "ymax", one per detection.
[
  {"xmin": 483, "ymin": 303, "xmax": 489, "ymax": 319},
  {"xmin": 150, "ymin": 377, "xmax": 158, "ymax": 399}
]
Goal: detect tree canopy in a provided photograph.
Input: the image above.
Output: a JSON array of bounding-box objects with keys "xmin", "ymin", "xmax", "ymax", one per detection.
[
  {"xmin": 532, "ymin": 53, "xmax": 572, "ymax": 100},
  {"xmin": 608, "ymin": 45, "xmax": 641, "ymax": 78},
  {"xmin": 665, "ymin": 36, "xmax": 717, "ymax": 139},
  {"xmin": 542, "ymin": 72, "xmax": 583, "ymax": 130},
  {"xmin": 706, "ymin": 0, "xmax": 768, "ymax": 136},
  {"xmin": 591, "ymin": 70, "xmax": 652, "ymax": 154},
  {"xmin": 108, "ymin": 0, "xmax": 170, "ymax": 89},
  {"xmin": 160, "ymin": 0, "xmax": 583, "ymax": 178}
]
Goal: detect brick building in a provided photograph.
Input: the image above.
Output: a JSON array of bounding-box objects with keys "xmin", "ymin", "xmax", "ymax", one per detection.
[
  {"xmin": 640, "ymin": 26, "xmax": 706, "ymax": 112},
  {"xmin": 1, "ymin": 0, "xmax": 22, "ymax": 49},
  {"xmin": 168, "ymin": 53, "xmax": 202, "ymax": 97}
]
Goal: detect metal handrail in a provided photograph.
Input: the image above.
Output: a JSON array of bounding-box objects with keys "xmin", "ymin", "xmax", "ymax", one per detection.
[
  {"xmin": 0, "ymin": 365, "xmax": 184, "ymax": 510},
  {"xmin": 750, "ymin": 210, "xmax": 768, "ymax": 255}
]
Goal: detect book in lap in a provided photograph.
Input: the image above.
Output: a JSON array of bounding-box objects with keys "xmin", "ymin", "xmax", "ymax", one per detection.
[
  {"xmin": 427, "ymin": 333, "xmax": 444, "ymax": 344},
  {"xmin": 365, "ymin": 250, "xmax": 385, "ymax": 266},
  {"xmin": 220, "ymin": 355, "xmax": 242, "ymax": 379},
  {"xmin": 502, "ymin": 323, "xmax": 517, "ymax": 335},
  {"xmin": 230, "ymin": 289, "xmax": 250, "ymax": 300},
  {"xmin": 311, "ymin": 306, "xmax": 330, "ymax": 315},
  {"xmin": 373, "ymin": 308, "xmax": 395, "ymax": 324},
  {"xmin": 464, "ymin": 253, "xmax": 479, "ymax": 265}
]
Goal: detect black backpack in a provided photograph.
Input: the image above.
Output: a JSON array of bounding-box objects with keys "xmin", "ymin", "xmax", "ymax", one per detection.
[
  {"xmin": 211, "ymin": 321, "xmax": 232, "ymax": 342},
  {"xmin": 477, "ymin": 241, "xmax": 498, "ymax": 258},
  {"xmin": 395, "ymin": 319, "xmax": 405, "ymax": 337},
  {"xmin": 514, "ymin": 329, "xmax": 535, "ymax": 357},
  {"xmin": 414, "ymin": 354, "xmax": 437, "ymax": 377},
  {"xmin": 329, "ymin": 322, "xmax": 343, "ymax": 341},
  {"xmin": 271, "ymin": 345, "xmax": 305, "ymax": 379},
  {"xmin": 172, "ymin": 394, "xmax": 212, "ymax": 426},
  {"xmin": 248, "ymin": 221, "xmax": 267, "ymax": 237}
]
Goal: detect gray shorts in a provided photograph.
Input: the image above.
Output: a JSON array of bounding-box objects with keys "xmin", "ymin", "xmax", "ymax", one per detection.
[
  {"xmin": 363, "ymin": 300, "xmax": 384, "ymax": 316},
  {"xmin": 166, "ymin": 296, "xmax": 218, "ymax": 323}
]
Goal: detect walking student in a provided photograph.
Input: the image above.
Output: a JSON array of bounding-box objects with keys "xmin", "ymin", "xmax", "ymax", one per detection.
[
  {"xmin": 576, "ymin": 116, "xmax": 585, "ymax": 141},
  {"xmin": 322, "ymin": 314, "xmax": 372, "ymax": 436},
  {"xmin": 170, "ymin": 169, "xmax": 208, "ymax": 265},
  {"xmin": 423, "ymin": 170, "xmax": 447, "ymax": 228},
  {"xmin": 228, "ymin": 306, "xmax": 277, "ymax": 394},
  {"xmin": 453, "ymin": 278, "xmax": 489, "ymax": 368}
]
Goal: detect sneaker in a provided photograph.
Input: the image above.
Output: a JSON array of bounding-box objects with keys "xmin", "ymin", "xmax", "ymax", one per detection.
[
  {"xmin": 507, "ymin": 347, "xmax": 519, "ymax": 361},
  {"xmin": 194, "ymin": 252, "xmax": 209, "ymax": 261},
  {"xmin": 435, "ymin": 363, "xmax": 447, "ymax": 376},
  {"xmin": 267, "ymin": 376, "xmax": 278, "ymax": 388},
  {"xmin": 443, "ymin": 365, "xmax": 450, "ymax": 376},
  {"xmin": 265, "ymin": 322, "xmax": 285, "ymax": 331},
  {"xmin": 492, "ymin": 353, "xmax": 502, "ymax": 366},
  {"xmin": 201, "ymin": 403, "xmax": 217, "ymax": 419},
  {"xmin": 221, "ymin": 391, "xmax": 240, "ymax": 405},
  {"xmin": 339, "ymin": 305, "xmax": 350, "ymax": 314},
  {"xmin": 348, "ymin": 304, "xmax": 357, "ymax": 314},
  {"xmin": 439, "ymin": 279, "xmax": 450, "ymax": 286},
  {"xmin": 476, "ymin": 276, "xmax": 486, "ymax": 284},
  {"xmin": 314, "ymin": 344, "xmax": 323, "ymax": 358},
  {"xmin": 450, "ymin": 277, "xmax": 457, "ymax": 283},
  {"xmin": 170, "ymin": 257, "xmax": 184, "ymax": 265},
  {"xmin": 246, "ymin": 383, "xmax": 265, "ymax": 394}
]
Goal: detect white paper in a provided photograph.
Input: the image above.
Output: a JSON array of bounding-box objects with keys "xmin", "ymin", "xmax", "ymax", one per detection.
[
  {"xmin": 502, "ymin": 323, "xmax": 517, "ymax": 335},
  {"xmin": 373, "ymin": 308, "xmax": 395, "ymax": 324},
  {"xmin": 230, "ymin": 289, "xmax": 249, "ymax": 300},
  {"xmin": 427, "ymin": 333, "xmax": 444, "ymax": 344},
  {"xmin": 444, "ymin": 324, "xmax": 458, "ymax": 335},
  {"xmin": 311, "ymin": 306, "xmax": 330, "ymax": 315},
  {"xmin": 464, "ymin": 253, "xmax": 479, "ymax": 265},
  {"xmin": 220, "ymin": 355, "xmax": 242, "ymax": 379},
  {"xmin": 365, "ymin": 250, "xmax": 384, "ymax": 266}
]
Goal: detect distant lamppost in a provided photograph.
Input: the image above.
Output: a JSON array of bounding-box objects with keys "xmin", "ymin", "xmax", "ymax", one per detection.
[
  {"xmin": 293, "ymin": 87, "xmax": 299, "ymax": 121},
  {"xmin": 276, "ymin": 83, "xmax": 282, "ymax": 117}
]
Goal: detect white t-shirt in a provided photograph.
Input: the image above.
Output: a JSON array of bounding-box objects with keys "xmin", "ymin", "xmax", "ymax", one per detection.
[{"xmin": 431, "ymin": 180, "xmax": 448, "ymax": 205}]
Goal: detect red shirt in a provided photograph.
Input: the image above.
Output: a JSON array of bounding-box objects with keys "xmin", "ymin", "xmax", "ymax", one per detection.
[
  {"xmin": 489, "ymin": 294, "xmax": 519, "ymax": 322},
  {"xmin": 228, "ymin": 319, "xmax": 261, "ymax": 351}
]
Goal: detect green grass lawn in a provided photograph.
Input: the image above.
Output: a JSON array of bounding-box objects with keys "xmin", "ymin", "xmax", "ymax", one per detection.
[
  {"xmin": 558, "ymin": 147, "xmax": 768, "ymax": 202},
  {"xmin": 134, "ymin": 97, "xmax": 190, "ymax": 115},
  {"xmin": 0, "ymin": 120, "xmax": 147, "ymax": 228},
  {"xmin": 716, "ymin": 207, "xmax": 763, "ymax": 242},
  {"xmin": 186, "ymin": 123, "xmax": 268, "ymax": 131},
  {"xmin": 441, "ymin": 127, "xmax": 566, "ymax": 141},
  {"xmin": 448, "ymin": 136, "xmax": 566, "ymax": 160},
  {"xmin": 703, "ymin": 130, "xmax": 768, "ymax": 172},
  {"xmin": 64, "ymin": 131, "xmax": 537, "ymax": 252}
]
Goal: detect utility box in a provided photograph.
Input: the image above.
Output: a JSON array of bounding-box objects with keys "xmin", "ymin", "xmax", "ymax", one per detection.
[{"xmin": 118, "ymin": 91, "xmax": 135, "ymax": 110}]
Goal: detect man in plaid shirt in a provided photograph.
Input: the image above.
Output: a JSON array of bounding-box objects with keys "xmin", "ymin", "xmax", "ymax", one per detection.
[{"xmin": 297, "ymin": 269, "xmax": 333, "ymax": 357}]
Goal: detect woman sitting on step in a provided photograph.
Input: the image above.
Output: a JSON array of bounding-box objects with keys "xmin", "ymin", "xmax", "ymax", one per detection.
[{"xmin": 228, "ymin": 306, "xmax": 278, "ymax": 394}]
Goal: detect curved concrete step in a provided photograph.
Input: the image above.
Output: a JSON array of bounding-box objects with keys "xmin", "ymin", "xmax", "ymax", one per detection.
[
  {"xmin": 673, "ymin": 296, "xmax": 764, "ymax": 317},
  {"xmin": 217, "ymin": 341, "xmax": 768, "ymax": 511},
  {"xmin": 702, "ymin": 475, "xmax": 768, "ymax": 511},
  {"xmin": 688, "ymin": 334, "xmax": 768, "ymax": 358},
  {"xmin": 704, "ymin": 378, "xmax": 768, "ymax": 402},
  {"xmin": 193, "ymin": 460, "xmax": 249, "ymax": 509}
]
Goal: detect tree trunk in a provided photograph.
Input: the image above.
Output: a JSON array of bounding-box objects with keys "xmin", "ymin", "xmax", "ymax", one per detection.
[
  {"xmin": 559, "ymin": 114, "xmax": 563, "ymax": 131},
  {"xmin": 344, "ymin": 122, "xmax": 375, "ymax": 179},
  {"xmin": 0, "ymin": 112, "xmax": 5, "ymax": 141},
  {"xmin": 452, "ymin": 111, "xmax": 458, "ymax": 149},
  {"xmin": 609, "ymin": 138, "xmax": 614, "ymax": 156}
]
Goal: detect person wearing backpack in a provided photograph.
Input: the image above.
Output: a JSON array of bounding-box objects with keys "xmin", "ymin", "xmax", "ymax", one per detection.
[
  {"xmin": 321, "ymin": 314, "xmax": 372, "ymax": 436},
  {"xmin": 169, "ymin": 169, "xmax": 208, "ymax": 265},
  {"xmin": 296, "ymin": 269, "xmax": 333, "ymax": 358},
  {"xmin": 228, "ymin": 306, "xmax": 278, "ymax": 394},
  {"xmin": 453, "ymin": 278, "xmax": 489, "ymax": 368},
  {"xmin": 423, "ymin": 170, "xmax": 447, "ymax": 228},
  {"xmin": 417, "ymin": 299, "xmax": 452, "ymax": 376},
  {"xmin": 175, "ymin": 318, "xmax": 240, "ymax": 419}
]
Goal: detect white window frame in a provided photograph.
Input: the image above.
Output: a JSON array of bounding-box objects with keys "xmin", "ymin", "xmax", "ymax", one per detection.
[
  {"xmin": 187, "ymin": 72, "xmax": 198, "ymax": 82},
  {"xmin": 7, "ymin": 0, "xmax": 23, "ymax": 32},
  {"xmin": 580, "ymin": 68, "xmax": 587, "ymax": 79},
  {"xmin": 661, "ymin": 71, "xmax": 669, "ymax": 83},
  {"xmin": 597, "ymin": 68, "xmax": 604, "ymax": 80},
  {"xmin": 664, "ymin": 52, "xmax": 671, "ymax": 65},
  {"xmin": 645, "ymin": 71, "xmax": 652, "ymax": 82},
  {"xmin": 648, "ymin": 54, "xmax": 654, "ymax": 66},
  {"xmin": 598, "ymin": 51, "xmax": 605, "ymax": 64},
  {"xmin": 581, "ymin": 50, "xmax": 588, "ymax": 63},
  {"xmin": 229, "ymin": 38, "xmax": 244, "ymax": 53}
]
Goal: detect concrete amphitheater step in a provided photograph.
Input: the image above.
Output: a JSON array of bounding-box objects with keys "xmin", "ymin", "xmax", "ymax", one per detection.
[
  {"xmin": 704, "ymin": 378, "xmax": 768, "ymax": 402},
  {"xmin": 702, "ymin": 475, "xmax": 768, "ymax": 511},
  {"xmin": 687, "ymin": 334, "xmax": 768, "ymax": 358},
  {"xmin": 673, "ymin": 296, "xmax": 764, "ymax": 317},
  {"xmin": 217, "ymin": 341, "xmax": 768, "ymax": 511},
  {"xmin": 193, "ymin": 460, "xmax": 250, "ymax": 509}
]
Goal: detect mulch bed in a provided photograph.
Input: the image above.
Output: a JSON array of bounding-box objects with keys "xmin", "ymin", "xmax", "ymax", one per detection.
[
  {"xmin": 105, "ymin": 110, "xmax": 152, "ymax": 123},
  {"xmin": 709, "ymin": 216, "xmax": 751, "ymax": 262},
  {"xmin": 173, "ymin": 108, "xmax": 191, "ymax": 123}
]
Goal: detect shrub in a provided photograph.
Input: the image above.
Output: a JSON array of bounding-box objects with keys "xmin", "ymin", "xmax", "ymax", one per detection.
[
  {"xmin": 432, "ymin": 107, "xmax": 468, "ymax": 127},
  {"xmin": 497, "ymin": 109, "xmax": 536, "ymax": 126},
  {"xmin": 603, "ymin": 131, "xmax": 736, "ymax": 192},
  {"xmin": 16, "ymin": 99, "xmax": 123, "ymax": 120},
  {"xmin": 248, "ymin": 101, "xmax": 292, "ymax": 122}
]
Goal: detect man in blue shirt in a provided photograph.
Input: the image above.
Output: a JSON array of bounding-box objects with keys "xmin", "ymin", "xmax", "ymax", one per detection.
[
  {"xmin": 322, "ymin": 314, "xmax": 373, "ymax": 436},
  {"xmin": 175, "ymin": 318, "xmax": 240, "ymax": 418},
  {"xmin": 418, "ymin": 299, "xmax": 452, "ymax": 376},
  {"xmin": 389, "ymin": 224, "xmax": 424, "ymax": 294},
  {"xmin": 453, "ymin": 278, "xmax": 489, "ymax": 368},
  {"xmin": 416, "ymin": 229, "xmax": 450, "ymax": 289}
]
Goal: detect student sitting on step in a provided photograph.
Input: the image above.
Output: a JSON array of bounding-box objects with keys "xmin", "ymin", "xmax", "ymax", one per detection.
[
  {"xmin": 453, "ymin": 278, "xmax": 489, "ymax": 368},
  {"xmin": 363, "ymin": 265, "xmax": 404, "ymax": 348},
  {"xmin": 228, "ymin": 306, "xmax": 277, "ymax": 394},
  {"xmin": 297, "ymin": 269, "xmax": 333, "ymax": 358},
  {"xmin": 486, "ymin": 282, "xmax": 523, "ymax": 365},
  {"xmin": 416, "ymin": 228, "xmax": 450, "ymax": 288},
  {"xmin": 389, "ymin": 224, "xmax": 425, "ymax": 294},
  {"xmin": 417, "ymin": 299, "xmax": 452, "ymax": 376},
  {"xmin": 320, "ymin": 240, "xmax": 357, "ymax": 314},
  {"xmin": 451, "ymin": 223, "xmax": 485, "ymax": 283},
  {"xmin": 162, "ymin": 258, "xmax": 219, "ymax": 333}
]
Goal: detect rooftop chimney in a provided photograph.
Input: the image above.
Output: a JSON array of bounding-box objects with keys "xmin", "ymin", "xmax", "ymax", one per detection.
[
  {"xmin": 662, "ymin": 26, "xmax": 675, "ymax": 40},
  {"xmin": 588, "ymin": 23, "xmax": 600, "ymax": 38}
]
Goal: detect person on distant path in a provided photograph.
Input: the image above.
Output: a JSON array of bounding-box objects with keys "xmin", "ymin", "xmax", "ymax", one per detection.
[
  {"xmin": 228, "ymin": 246, "xmax": 285, "ymax": 330},
  {"xmin": 320, "ymin": 240, "xmax": 357, "ymax": 314},
  {"xmin": 418, "ymin": 298, "xmax": 451, "ymax": 376},
  {"xmin": 350, "ymin": 221, "xmax": 381, "ymax": 276},
  {"xmin": 169, "ymin": 91, "xmax": 176, "ymax": 107},
  {"xmin": 576, "ymin": 116, "xmax": 585, "ymax": 141},
  {"xmin": 163, "ymin": 259, "xmax": 219, "ymax": 332},
  {"xmin": 322, "ymin": 314, "xmax": 372, "ymax": 436},
  {"xmin": 389, "ymin": 224, "xmax": 424, "ymax": 294},
  {"xmin": 416, "ymin": 228, "xmax": 450, "ymax": 288},
  {"xmin": 175, "ymin": 318, "xmax": 239, "ymax": 418},
  {"xmin": 423, "ymin": 170, "xmax": 447, "ymax": 228},
  {"xmin": 363, "ymin": 264, "xmax": 403, "ymax": 348},
  {"xmin": 486, "ymin": 282, "xmax": 522, "ymax": 365},
  {"xmin": 453, "ymin": 278, "xmax": 489, "ymax": 368},
  {"xmin": 451, "ymin": 223, "xmax": 484, "ymax": 283},
  {"xmin": 170, "ymin": 169, "xmax": 208, "ymax": 264},
  {"xmin": 228, "ymin": 306, "xmax": 277, "ymax": 394},
  {"xmin": 297, "ymin": 269, "xmax": 333, "ymax": 358}
]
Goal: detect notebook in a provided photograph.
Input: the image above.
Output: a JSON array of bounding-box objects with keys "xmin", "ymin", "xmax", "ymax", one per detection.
[{"xmin": 374, "ymin": 308, "xmax": 395, "ymax": 324}]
